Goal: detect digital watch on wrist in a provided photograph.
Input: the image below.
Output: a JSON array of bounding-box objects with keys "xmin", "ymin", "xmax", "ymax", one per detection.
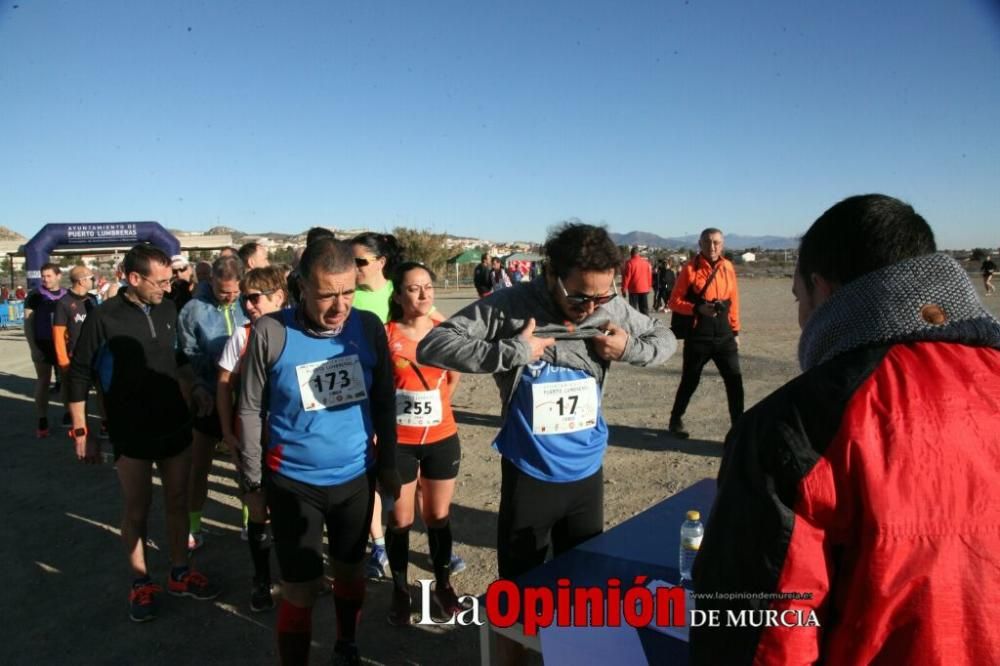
[{"xmin": 68, "ymin": 427, "xmax": 88, "ymax": 439}]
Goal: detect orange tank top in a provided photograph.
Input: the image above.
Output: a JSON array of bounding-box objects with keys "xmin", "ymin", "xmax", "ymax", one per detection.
[{"xmin": 386, "ymin": 321, "xmax": 458, "ymax": 445}]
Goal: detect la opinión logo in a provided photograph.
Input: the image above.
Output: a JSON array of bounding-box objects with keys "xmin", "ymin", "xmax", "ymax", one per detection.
[{"xmin": 415, "ymin": 578, "xmax": 821, "ymax": 635}]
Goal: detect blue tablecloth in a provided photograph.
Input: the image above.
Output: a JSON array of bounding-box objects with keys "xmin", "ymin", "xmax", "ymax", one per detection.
[{"xmin": 511, "ymin": 478, "xmax": 717, "ymax": 664}]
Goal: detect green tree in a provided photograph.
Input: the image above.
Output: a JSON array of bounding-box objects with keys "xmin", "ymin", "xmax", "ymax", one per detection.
[
  {"xmin": 268, "ymin": 245, "xmax": 296, "ymax": 267},
  {"xmin": 391, "ymin": 227, "xmax": 453, "ymax": 277}
]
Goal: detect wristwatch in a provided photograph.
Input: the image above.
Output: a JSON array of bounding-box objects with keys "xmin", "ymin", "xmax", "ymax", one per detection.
[{"xmin": 68, "ymin": 427, "xmax": 88, "ymax": 439}]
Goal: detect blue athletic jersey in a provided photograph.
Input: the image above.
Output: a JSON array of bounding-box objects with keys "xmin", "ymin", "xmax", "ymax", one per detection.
[
  {"xmin": 266, "ymin": 309, "xmax": 376, "ymax": 485},
  {"xmin": 493, "ymin": 361, "xmax": 607, "ymax": 482}
]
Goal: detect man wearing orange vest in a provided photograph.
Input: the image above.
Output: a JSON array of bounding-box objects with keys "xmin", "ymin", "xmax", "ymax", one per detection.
[{"xmin": 667, "ymin": 228, "xmax": 743, "ymax": 438}]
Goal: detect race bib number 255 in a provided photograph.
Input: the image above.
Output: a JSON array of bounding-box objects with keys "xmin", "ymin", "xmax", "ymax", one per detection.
[{"xmin": 296, "ymin": 355, "xmax": 368, "ymax": 411}]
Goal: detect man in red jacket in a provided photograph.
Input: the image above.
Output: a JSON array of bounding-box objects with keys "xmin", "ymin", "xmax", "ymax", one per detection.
[
  {"xmin": 691, "ymin": 194, "xmax": 1000, "ymax": 665},
  {"xmin": 621, "ymin": 246, "xmax": 653, "ymax": 314}
]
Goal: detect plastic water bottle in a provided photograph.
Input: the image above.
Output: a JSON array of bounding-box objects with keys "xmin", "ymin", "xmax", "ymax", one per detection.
[{"xmin": 679, "ymin": 510, "xmax": 704, "ymax": 587}]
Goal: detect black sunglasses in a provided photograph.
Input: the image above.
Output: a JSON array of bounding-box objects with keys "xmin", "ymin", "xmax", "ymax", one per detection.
[
  {"xmin": 242, "ymin": 290, "xmax": 275, "ymax": 305},
  {"xmin": 557, "ymin": 276, "xmax": 618, "ymax": 306}
]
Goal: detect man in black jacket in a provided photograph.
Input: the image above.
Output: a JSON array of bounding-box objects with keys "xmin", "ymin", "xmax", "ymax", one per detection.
[{"xmin": 68, "ymin": 244, "xmax": 221, "ymax": 623}]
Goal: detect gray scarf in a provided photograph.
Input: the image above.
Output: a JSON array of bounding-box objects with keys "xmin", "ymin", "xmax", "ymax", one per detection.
[{"xmin": 799, "ymin": 253, "xmax": 1000, "ymax": 371}]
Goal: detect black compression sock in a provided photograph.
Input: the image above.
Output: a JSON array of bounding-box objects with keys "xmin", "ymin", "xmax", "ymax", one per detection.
[
  {"xmin": 427, "ymin": 521, "xmax": 453, "ymax": 588},
  {"xmin": 247, "ymin": 521, "xmax": 271, "ymax": 584}
]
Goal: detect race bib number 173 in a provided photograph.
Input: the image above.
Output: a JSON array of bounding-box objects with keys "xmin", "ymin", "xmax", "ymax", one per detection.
[{"xmin": 296, "ymin": 355, "xmax": 368, "ymax": 411}]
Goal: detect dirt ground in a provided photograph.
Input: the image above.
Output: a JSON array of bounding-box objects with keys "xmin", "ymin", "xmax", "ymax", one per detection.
[{"xmin": 2, "ymin": 278, "xmax": 997, "ymax": 665}]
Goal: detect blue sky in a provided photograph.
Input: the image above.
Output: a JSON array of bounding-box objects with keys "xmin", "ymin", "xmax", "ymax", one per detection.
[{"xmin": 1, "ymin": 0, "xmax": 998, "ymax": 248}]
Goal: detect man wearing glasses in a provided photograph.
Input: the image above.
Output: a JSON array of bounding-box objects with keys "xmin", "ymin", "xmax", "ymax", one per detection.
[
  {"xmin": 67, "ymin": 244, "xmax": 220, "ymax": 622},
  {"xmin": 177, "ymin": 254, "xmax": 248, "ymax": 551},
  {"xmin": 418, "ymin": 223, "xmax": 675, "ymax": 589}
]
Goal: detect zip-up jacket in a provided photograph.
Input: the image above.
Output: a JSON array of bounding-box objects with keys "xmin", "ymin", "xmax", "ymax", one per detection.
[
  {"xmin": 177, "ymin": 291, "xmax": 249, "ymax": 392},
  {"xmin": 622, "ymin": 255, "xmax": 653, "ymax": 294},
  {"xmin": 68, "ymin": 293, "xmax": 192, "ymax": 449},
  {"xmin": 669, "ymin": 254, "xmax": 740, "ymax": 339},
  {"xmin": 691, "ymin": 253, "xmax": 1000, "ymax": 665},
  {"xmin": 416, "ymin": 276, "xmax": 676, "ymax": 419}
]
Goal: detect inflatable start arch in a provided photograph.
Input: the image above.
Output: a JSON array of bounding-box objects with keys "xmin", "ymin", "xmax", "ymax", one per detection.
[{"xmin": 23, "ymin": 222, "xmax": 180, "ymax": 290}]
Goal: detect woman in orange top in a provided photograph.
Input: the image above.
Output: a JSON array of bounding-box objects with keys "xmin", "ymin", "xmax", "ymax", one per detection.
[{"xmin": 384, "ymin": 261, "xmax": 466, "ymax": 626}]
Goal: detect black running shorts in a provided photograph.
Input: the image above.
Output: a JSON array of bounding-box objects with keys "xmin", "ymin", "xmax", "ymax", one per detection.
[
  {"xmin": 396, "ymin": 434, "xmax": 461, "ymax": 484},
  {"xmin": 266, "ymin": 470, "xmax": 376, "ymax": 582}
]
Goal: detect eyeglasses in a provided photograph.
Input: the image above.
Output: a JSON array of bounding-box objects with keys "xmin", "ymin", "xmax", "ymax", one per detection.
[
  {"xmin": 172, "ymin": 267, "xmax": 189, "ymax": 275},
  {"xmin": 557, "ymin": 276, "xmax": 618, "ymax": 307},
  {"xmin": 138, "ymin": 274, "xmax": 172, "ymax": 290},
  {"xmin": 242, "ymin": 290, "xmax": 275, "ymax": 305},
  {"xmin": 354, "ymin": 256, "xmax": 379, "ymax": 268}
]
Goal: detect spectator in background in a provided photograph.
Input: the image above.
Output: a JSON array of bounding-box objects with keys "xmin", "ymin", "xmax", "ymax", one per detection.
[
  {"xmin": 195, "ymin": 260, "xmax": 212, "ymax": 285},
  {"xmin": 238, "ymin": 241, "xmax": 270, "ymax": 270},
  {"xmin": 24, "ymin": 263, "xmax": 67, "ymax": 438},
  {"xmin": 168, "ymin": 255, "xmax": 195, "ymax": 311},
  {"xmin": 667, "ymin": 228, "xmax": 743, "ymax": 439},
  {"xmin": 691, "ymin": 194, "xmax": 1000, "ymax": 665},
  {"xmin": 982, "ymin": 254, "xmax": 996, "ymax": 296},
  {"xmin": 100, "ymin": 262, "xmax": 125, "ymax": 301},
  {"xmin": 654, "ymin": 259, "xmax": 676, "ymax": 312},
  {"xmin": 490, "ymin": 257, "xmax": 512, "ymax": 291},
  {"xmin": 15, "ymin": 284, "xmax": 27, "ymax": 300},
  {"xmin": 622, "ymin": 246, "xmax": 653, "ymax": 315},
  {"xmin": 474, "ymin": 253, "xmax": 492, "ymax": 297},
  {"xmin": 219, "ymin": 246, "xmax": 239, "ymax": 259}
]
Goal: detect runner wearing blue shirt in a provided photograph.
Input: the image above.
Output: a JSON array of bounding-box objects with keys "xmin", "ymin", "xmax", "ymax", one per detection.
[
  {"xmin": 418, "ymin": 223, "xmax": 676, "ymax": 581},
  {"xmin": 236, "ymin": 238, "xmax": 400, "ymax": 666}
]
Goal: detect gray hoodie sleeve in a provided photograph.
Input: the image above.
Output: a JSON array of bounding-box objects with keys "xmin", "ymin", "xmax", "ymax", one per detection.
[
  {"xmin": 236, "ymin": 314, "xmax": 285, "ymax": 486},
  {"xmin": 608, "ymin": 298, "xmax": 677, "ymax": 367},
  {"xmin": 416, "ymin": 293, "xmax": 534, "ymax": 373}
]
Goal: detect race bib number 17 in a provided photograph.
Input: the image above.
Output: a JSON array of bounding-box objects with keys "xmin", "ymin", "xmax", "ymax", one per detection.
[
  {"xmin": 296, "ymin": 355, "xmax": 368, "ymax": 411},
  {"xmin": 531, "ymin": 377, "xmax": 598, "ymax": 435}
]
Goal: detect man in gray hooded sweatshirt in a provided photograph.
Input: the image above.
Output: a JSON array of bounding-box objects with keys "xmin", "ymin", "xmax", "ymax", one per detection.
[{"xmin": 418, "ymin": 222, "xmax": 676, "ymax": 581}]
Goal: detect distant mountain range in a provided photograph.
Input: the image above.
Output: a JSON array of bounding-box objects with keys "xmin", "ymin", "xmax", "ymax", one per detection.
[
  {"xmin": 0, "ymin": 225, "xmax": 26, "ymax": 242},
  {"xmin": 609, "ymin": 231, "xmax": 798, "ymax": 250},
  {"xmin": 161, "ymin": 224, "xmax": 798, "ymax": 251}
]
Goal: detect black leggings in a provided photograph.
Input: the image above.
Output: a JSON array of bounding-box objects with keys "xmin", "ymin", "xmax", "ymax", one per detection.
[
  {"xmin": 496, "ymin": 458, "xmax": 604, "ymax": 579},
  {"xmin": 670, "ymin": 337, "xmax": 744, "ymax": 425}
]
